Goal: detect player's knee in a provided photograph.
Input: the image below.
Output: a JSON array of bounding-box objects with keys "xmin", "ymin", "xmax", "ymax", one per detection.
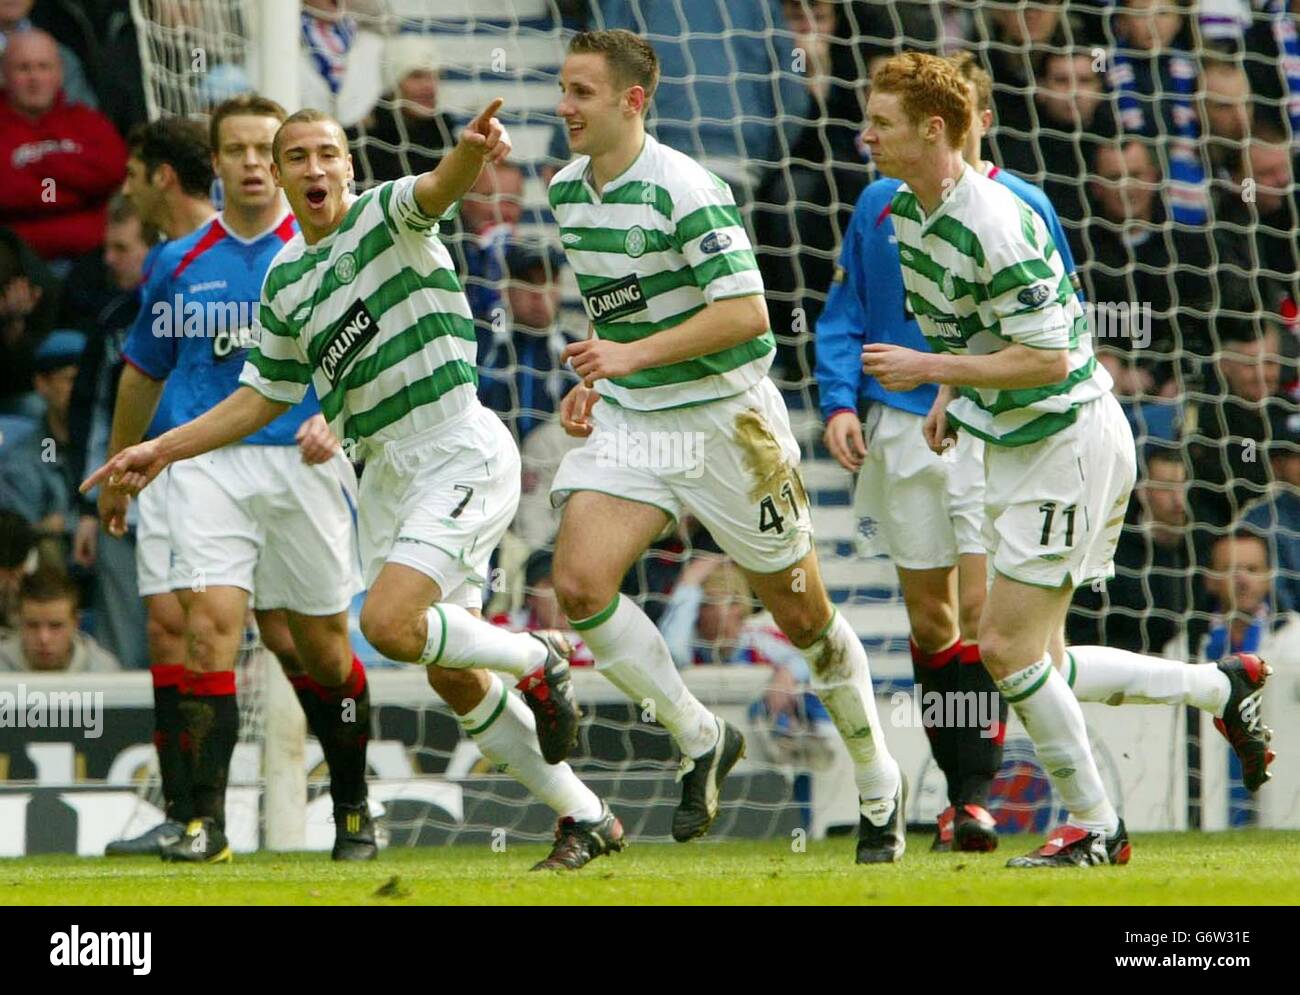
[
  {"xmin": 771, "ymin": 600, "xmax": 832, "ymax": 650},
  {"xmin": 976, "ymin": 632, "xmax": 1018, "ymax": 679},
  {"xmin": 260, "ymin": 626, "xmax": 298, "ymax": 668},
  {"xmin": 426, "ymin": 666, "xmax": 490, "ymax": 713},
  {"xmin": 185, "ymin": 610, "xmax": 240, "ymax": 668},
  {"xmin": 550, "ymin": 564, "xmax": 614, "ymax": 623},
  {"xmin": 957, "ymin": 601, "xmax": 984, "ymax": 644},
  {"xmin": 145, "ymin": 616, "xmax": 185, "ymax": 662},
  {"xmin": 300, "ymin": 637, "xmax": 353, "ymax": 684},
  {"xmin": 359, "ymin": 599, "xmax": 417, "ymax": 662},
  {"xmin": 146, "ymin": 598, "xmax": 185, "ymax": 641},
  {"xmin": 910, "ymin": 611, "xmax": 957, "ymax": 655}
]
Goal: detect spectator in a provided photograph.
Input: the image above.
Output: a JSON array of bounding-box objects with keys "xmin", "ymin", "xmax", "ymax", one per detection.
[
  {"xmin": 1196, "ymin": 522, "xmax": 1300, "ymax": 816},
  {"xmin": 0, "ymin": 567, "xmax": 119, "ymax": 671},
  {"xmin": 1211, "ymin": 117, "xmax": 1300, "ymax": 316},
  {"xmin": 0, "ymin": 224, "xmax": 59, "ymax": 412},
  {"xmin": 1068, "ymin": 444, "xmax": 1195, "ymax": 653},
  {"xmin": 660, "ymin": 557, "xmax": 770, "ymax": 668},
  {"xmin": 27, "ymin": 0, "xmax": 150, "ymax": 135},
  {"xmin": 0, "ymin": 329, "xmax": 86, "ymax": 565},
  {"xmin": 0, "ymin": 0, "xmax": 98, "ymax": 108},
  {"xmin": 1204, "ymin": 530, "xmax": 1275, "ymax": 654},
  {"xmin": 1080, "ymin": 137, "xmax": 1207, "ymax": 395},
  {"xmin": 972, "ymin": 0, "xmax": 1072, "ymax": 178},
  {"xmin": 298, "ymin": 0, "xmax": 384, "ymax": 130},
  {"xmin": 1198, "ymin": 0, "xmax": 1300, "ymax": 140},
  {"xmin": 0, "ymin": 29, "xmax": 128, "ymax": 272},
  {"xmin": 1186, "ymin": 315, "xmax": 1292, "ymax": 548},
  {"xmin": 349, "ymin": 35, "xmax": 456, "ymax": 189},
  {"xmin": 93, "ymin": 0, "xmax": 149, "ymax": 136},
  {"xmin": 66, "ymin": 193, "xmax": 159, "ymax": 669},
  {"xmin": 1200, "ymin": 527, "xmax": 1298, "ymax": 824},
  {"xmin": 58, "ymin": 191, "xmax": 155, "ymax": 333},
  {"xmin": 1105, "ymin": 0, "xmax": 1211, "ymax": 227},
  {"xmin": 478, "ymin": 241, "xmax": 573, "ymax": 441},
  {"xmin": 1243, "ymin": 406, "xmax": 1300, "ymax": 614},
  {"xmin": 1033, "ymin": 47, "xmax": 1114, "ymax": 228},
  {"xmin": 1201, "ymin": 56, "xmax": 1252, "ymax": 175},
  {"xmin": 489, "ymin": 549, "xmax": 594, "ymax": 666},
  {"xmin": 0, "ymin": 508, "xmax": 35, "ymax": 628},
  {"xmin": 754, "ymin": 0, "xmax": 869, "ymax": 386},
  {"xmin": 843, "ymin": 0, "xmax": 942, "ymax": 58},
  {"xmin": 657, "ymin": 555, "xmax": 832, "ymax": 751},
  {"xmin": 445, "ymin": 161, "xmax": 526, "ymax": 322}
]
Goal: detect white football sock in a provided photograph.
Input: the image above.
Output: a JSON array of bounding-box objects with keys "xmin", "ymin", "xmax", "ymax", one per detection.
[
  {"xmin": 575, "ymin": 594, "xmax": 719, "ymax": 758},
  {"xmin": 802, "ymin": 611, "xmax": 900, "ymax": 802},
  {"xmin": 1066, "ymin": 646, "xmax": 1231, "ymax": 716},
  {"xmin": 997, "ymin": 656, "xmax": 1117, "ymax": 834},
  {"xmin": 420, "ymin": 603, "xmax": 547, "ymax": 677},
  {"xmin": 459, "ymin": 674, "xmax": 602, "ymax": 822}
]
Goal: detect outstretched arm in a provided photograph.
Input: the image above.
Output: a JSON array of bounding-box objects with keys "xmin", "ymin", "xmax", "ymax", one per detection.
[
  {"xmin": 82, "ymin": 386, "xmax": 288, "ymax": 501},
  {"xmin": 413, "ymin": 97, "xmax": 511, "ymax": 219}
]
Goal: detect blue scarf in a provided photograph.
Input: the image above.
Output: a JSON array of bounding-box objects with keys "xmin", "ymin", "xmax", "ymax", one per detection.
[
  {"xmin": 1107, "ymin": 9, "xmax": 1209, "ymax": 225},
  {"xmin": 301, "ymin": 12, "xmax": 357, "ymax": 96},
  {"xmin": 1204, "ymin": 601, "xmax": 1267, "ymax": 660}
]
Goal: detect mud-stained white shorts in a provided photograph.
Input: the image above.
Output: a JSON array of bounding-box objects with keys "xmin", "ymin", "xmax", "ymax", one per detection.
[{"xmin": 551, "ymin": 377, "xmax": 812, "ymax": 573}]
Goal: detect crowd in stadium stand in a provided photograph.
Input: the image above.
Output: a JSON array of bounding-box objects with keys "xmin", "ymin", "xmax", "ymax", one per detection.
[{"xmin": 0, "ymin": 1, "xmax": 1297, "ymax": 698}]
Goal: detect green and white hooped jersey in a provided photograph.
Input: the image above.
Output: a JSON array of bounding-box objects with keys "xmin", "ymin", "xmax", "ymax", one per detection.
[
  {"xmin": 890, "ymin": 166, "xmax": 1112, "ymax": 447},
  {"xmin": 240, "ymin": 175, "xmax": 477, "ymax": 457},
  {"xmin": 549, "ymin": 134, "xmax": 774, "ymax": 411}
]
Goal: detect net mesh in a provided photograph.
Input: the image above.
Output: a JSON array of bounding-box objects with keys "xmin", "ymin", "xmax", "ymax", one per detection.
[
  {"xmin": 130, "ymin": 0, "xmax": 258, "ymax": 120},
  {"xmin": 128, "ymin": 0, "xmax": 1300, "ymax": 839}
]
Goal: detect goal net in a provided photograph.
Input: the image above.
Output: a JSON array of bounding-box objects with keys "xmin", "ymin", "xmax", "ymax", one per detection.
[
  {"xmin": 130, "ymin": 0, "xmax": 260, "ymax": 120},
  {"xmin": 125, "ymin": 0, "xmax": 1300, "ymax": 851}
]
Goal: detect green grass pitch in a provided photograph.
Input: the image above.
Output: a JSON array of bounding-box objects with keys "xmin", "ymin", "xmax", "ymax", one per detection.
[{"xmin": 5, "ymin": 832, "xmax": 1299, "ymax": 906}]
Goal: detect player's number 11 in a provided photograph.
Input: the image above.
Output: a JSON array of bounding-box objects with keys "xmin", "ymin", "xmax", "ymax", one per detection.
[{"xmin": 1038, "ymin": 501, "xmax": 1077, "ymax": 547}]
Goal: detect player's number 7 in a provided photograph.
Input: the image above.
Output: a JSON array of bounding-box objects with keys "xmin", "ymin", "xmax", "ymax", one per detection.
[{"xmin": 450, "ymin": 484, "xmax": 475, "ymax": 519}]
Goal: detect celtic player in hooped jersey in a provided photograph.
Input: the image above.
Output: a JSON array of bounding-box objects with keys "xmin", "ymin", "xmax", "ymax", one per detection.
[
  {"xmin": 548, "ymin": 30, "xmax": 906, "ymax": 863},
  {"xmin": 861, "ymin": 53, "xmax": 1274, "ymax": 868},
  {"xmin": 84, "ymin": 100, "xmax": 628, "ymax": 872}
]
